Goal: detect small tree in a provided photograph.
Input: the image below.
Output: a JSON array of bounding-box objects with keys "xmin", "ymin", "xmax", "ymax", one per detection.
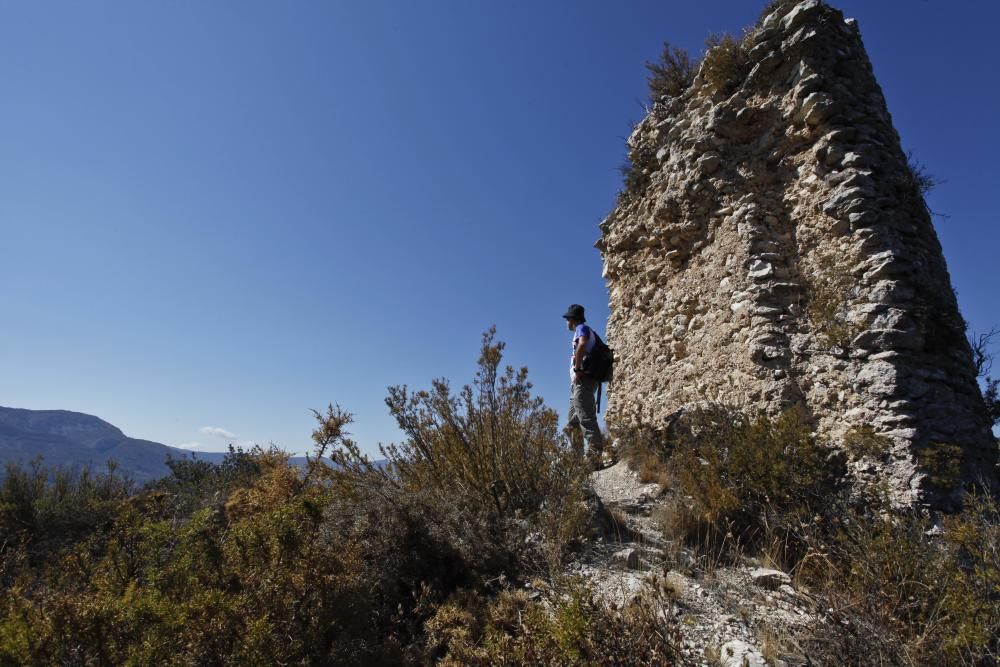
[
  {"xmin": 322, "ymin": 327, "xmax": 589, "ymax": 575},
  {"xmin": 381, "ymin": 326, "xmax": 574, "ymax": 521},
  {"xmin": 968, "ymin": 327, "xmax": 1000, "ymax": 427}
]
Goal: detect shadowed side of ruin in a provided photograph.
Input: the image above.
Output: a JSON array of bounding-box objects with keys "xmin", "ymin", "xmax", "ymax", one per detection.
[{"xmin": 598, "ymin": 0, "xmax": 998, "ymax": 507}]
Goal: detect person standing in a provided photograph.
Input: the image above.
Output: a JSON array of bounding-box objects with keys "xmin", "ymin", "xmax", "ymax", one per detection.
[{"xmin": 562, "ymin": 304, "xmax": 607, "ymax": 465}]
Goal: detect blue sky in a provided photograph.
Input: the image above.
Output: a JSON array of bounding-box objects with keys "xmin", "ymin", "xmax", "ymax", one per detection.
[{"xmin": 2, "ymin": 1, "xmax": 997, "ymax": 456}]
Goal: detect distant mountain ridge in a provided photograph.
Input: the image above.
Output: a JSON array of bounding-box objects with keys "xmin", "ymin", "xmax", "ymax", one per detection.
[{"xmin": 0, "ymin": 406, "xmax": 227, "ymax": 483}]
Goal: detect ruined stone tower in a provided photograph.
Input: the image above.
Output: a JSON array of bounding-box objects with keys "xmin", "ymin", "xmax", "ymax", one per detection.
[{"xmin": 598, "ymin": 0, "xmax": 997, "ymax": 506}]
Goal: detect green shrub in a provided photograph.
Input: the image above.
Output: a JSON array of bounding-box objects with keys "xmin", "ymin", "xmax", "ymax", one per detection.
[
  {"xmin": 665, "ymin": 407, "xmax": 841, "ymax": 554},
  {"xmin": 645, "ymin": 41, "xmax": 696, "ymax": 103},
  {"xmin": 326, "ymin": 327, "xmax": 589, "ymax": 576},
  {"xmin": 0, "ymin": 329, "xmax": 594, "ymax": 664},
  {"xmin": 701, "ymin": 33, "xmax": 750, "ymax": 95},
  {"xmin": 425, "ymin": 580, "xmax": 681, "ymax": 666},
  {"xmin": 0, "ymin": 459, "xmax": 133, "ymax": 559},
  {"xmin": 805, "ymin": 248, "xmax": 861, "ymax": 349},
  {"xmin": 146, "ymin": 446, "xmax": 262, "ymax": 516},
  {"xmin": 918, "ymin": 442, "xmax": 964, "ymax": 491},
  {"xmin": 843, "ymin": 425, "xmax": 891, "ymax": 461},
  {"xmin": 984, "ymin": 377, "xmax": 1000, "ymax": 426}
]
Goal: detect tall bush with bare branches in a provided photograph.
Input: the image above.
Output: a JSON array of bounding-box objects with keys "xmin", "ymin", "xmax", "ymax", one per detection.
[{"xmin": 321, "ymin": 327, "xmax": 590, "ymax": 576}]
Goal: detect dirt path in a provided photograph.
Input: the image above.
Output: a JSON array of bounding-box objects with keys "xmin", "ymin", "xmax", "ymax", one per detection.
[{"xmin": 571, "ymin": 461, "xmax": 825, "ymax": 667}]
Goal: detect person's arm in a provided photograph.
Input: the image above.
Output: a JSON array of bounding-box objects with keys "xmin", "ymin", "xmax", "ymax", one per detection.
[{"xmin": 572, "ymin": 336, "xmax": 588, "ymax": 382}]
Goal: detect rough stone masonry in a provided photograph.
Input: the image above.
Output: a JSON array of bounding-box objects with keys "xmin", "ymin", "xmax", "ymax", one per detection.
[{"xmin": 597, "ymin": 0, "xmax": 998, "ymax": 507}]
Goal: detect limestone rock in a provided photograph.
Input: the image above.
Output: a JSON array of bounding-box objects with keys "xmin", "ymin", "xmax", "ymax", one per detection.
[
  {"xmin": 599, "ymin": 0, "xmax": 998, "ymax": 508},
  {"xmin": 720, "ymin": 639, "xmax": 767, "ymax": 667},
  {"xmin": 613, "ymin": 547, "xmax": 641, "ymax": 570},
  {"xmin": 750, "ymin": 567, "xmax": 792, "ymax": 590}
]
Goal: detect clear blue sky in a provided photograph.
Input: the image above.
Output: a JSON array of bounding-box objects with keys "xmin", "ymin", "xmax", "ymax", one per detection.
[{"xmin": 2, "ymin": 1, "xmax": 997, "ymax": 456}]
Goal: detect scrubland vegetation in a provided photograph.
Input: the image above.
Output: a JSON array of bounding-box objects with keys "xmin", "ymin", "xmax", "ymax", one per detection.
[
  {"xmin": 2, "ymin": 329, "xmax": 997, "ymax": 665},
  {"xmin": 620, "ymin": 408, "xmax": 1000, "ymax": 666},
  {"xmin": 0, "ymin": 330, "xmax": 676, "ymax": 666}
]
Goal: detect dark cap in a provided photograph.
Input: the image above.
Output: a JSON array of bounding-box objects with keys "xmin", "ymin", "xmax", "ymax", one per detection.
[{"xmin": 562, "ymin": 304, "xmax": 585, "ymax": 322}]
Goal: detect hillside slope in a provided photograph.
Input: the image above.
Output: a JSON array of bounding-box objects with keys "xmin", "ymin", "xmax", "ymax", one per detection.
[{"xmin": 0, "ymin": 406, "xmax": 225, "ymax": 483}]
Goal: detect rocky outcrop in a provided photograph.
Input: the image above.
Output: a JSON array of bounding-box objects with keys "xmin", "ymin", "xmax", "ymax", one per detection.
[
  {"xmin": 575, "ymin": 462, "xmax": 819, "ymax": 666},
  {"xmin": 598, "ymin": 0, "xmax": 997, "ymax": 507}
]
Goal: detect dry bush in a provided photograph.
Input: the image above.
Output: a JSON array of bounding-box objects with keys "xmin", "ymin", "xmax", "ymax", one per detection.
[
  {"xmin": 613, "ymin": 424, "xmax": 671, "ymax": 488},
  {"xmin": 665, "ymin": 406, "xmax": 842, "ymax": 562},
  {"xmin": 805, "ymin": 248, "xmax": 861, "ymax": 349},
  {"xmin": 425, "ymin": 579, "xmax": 682, "ymax": 666},
  {"xmin": 0, "ymin": 329, "xmax": 594, "ymax": 664},
  {"xmin": 968, "ymin": 327, "xmax": 1000, "ymax": 426},
  {"xmin": 756, "ymin": 0, "xmax": 800, "ymax": 25},
  {"xmin": 324, "ymin": 327, "xmax": 590, "ymax": 577},
  {"xmin": 701, "ymin": 33, "xmax": 750, "ymax": 95},
  {"xmin": 843, "ymin": 424, "xmax": 891, "ymax": 461},
  {"xmin": 646, "ymin": 42, "xmax": 696, "ymax": 103},
  {"xmin": 799, "ymin": 493, "xmax": 1000, "ymax": 666}
]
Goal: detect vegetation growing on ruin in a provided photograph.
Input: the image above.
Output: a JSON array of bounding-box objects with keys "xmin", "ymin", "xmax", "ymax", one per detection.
[
  {"xmin": 804, "ymin": 248, "xmax": 862, "ymax": 349},
  {"xmin": 645, "ymin": 42, "xmax": 696, "ymax": 104},
  {"xmin": 616, "ymin": 410, "xmax": 1000, "ymax": 666},
  {"xmin": 969, "ymin": 326, "xmax": 1000, "ymax": 427},
  {"xmin": 756, "ymin": 0, "xmax": 801, "ymax": 24},
  {"xmin": 621, "ymin": 27, "xmax": 753, "ymax": 203},
  {"xmin": 843, "ymin": 424, "xmax": 892, "ymax": 461},
  {"xmin": 918, "ymin": 442, "xmax": 965, "ymax": 491},
  {"xmin": 0, "ymin": 331, "xmax": 680, "ymax": 665},
  {"xmin": 700, "ymin": 33, "xmax": 751, "ymax": 96}
]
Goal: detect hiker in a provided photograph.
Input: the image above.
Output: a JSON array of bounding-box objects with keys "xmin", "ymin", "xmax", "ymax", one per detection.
[{"xmin": 562, "ymin": 304, "xmax": 610, "ymax": 466}]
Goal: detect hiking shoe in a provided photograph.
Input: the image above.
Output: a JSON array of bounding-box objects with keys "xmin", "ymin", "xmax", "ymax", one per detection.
[{"xmin": 588, "ymin": 450, "xmax": 617, "ymax": 470}]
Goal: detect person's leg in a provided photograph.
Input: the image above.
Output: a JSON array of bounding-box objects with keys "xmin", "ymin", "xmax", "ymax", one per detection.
[
  {"xmin": 566, "ymin": 386, "xmax": 584, "ymax": 455},
  {"xmin": 572, "ymin": 378, "xmax": 604, "ymax": 455}
]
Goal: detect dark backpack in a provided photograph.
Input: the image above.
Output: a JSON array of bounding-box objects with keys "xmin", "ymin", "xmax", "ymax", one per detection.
[{"xmin": 582, "ymin": 332, "xmax": 614, "ymax": 384}]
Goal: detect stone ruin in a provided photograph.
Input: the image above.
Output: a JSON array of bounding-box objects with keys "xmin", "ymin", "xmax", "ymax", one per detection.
[{"xmin": 597, "ymin": 0, "xmax": 998, "ymax": 507}]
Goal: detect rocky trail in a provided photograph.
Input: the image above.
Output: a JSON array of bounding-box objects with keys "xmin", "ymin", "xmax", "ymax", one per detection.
[{"xmin": 568, "ymin": 460, "xmax": 832, "ymax": 667}]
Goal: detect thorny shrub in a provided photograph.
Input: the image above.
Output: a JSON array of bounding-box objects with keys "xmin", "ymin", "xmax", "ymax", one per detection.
[
  {"xmin": 799, "ymin": 492, "xmax": 1000, "ymax": 666},
  {"xmin": 662, "ymin": 406, "xmax": 842, "ymax": 563},
  {"xmin": 0, "ymin": 329, "xmax": 603, "ymax": 665},
  {"xmin": 0, "ymin": 459, "xmax": 133, "ymax": 562},
  {"xmin": 645, "ymin": 41, "xmax": 696, "ymax": 104},
  {"xmin": 620, "ymin": 405, "xmax": 999, "ymax": 666},
  {"xmin": 325, "ymin": 326, "xmax": 592, "ymax": 576},
  {"xmin": 701, "ymin": 33, "xmax": 751, "ymax": 96},
  {"xmin": 424, "ymin": 579, "xmax": 681, "ymax": 666},
  {"xmin": 804, "ymin": 247, "xmax": 862, "ymax": 349}
]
